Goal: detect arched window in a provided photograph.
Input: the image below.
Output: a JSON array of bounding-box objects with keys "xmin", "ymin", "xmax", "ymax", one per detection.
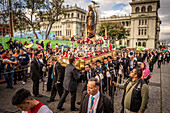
[
  {"xmin": 135, "ymin": 7, "xmax": 140, "ymax": 13},
  {"xmin": 141, "ymin": 6, "xmax": 146, "ymax": 12},
  {"xmin": 122, "ymin": 22, "xmax": 125, "ymax": 26},
  {"xmin": 143, "ymin": 42, "xmax": 146, "ymax": 47},
  {"xmin": 81, "ymin": 15, "xmax": 83, "ymax": 20},
  {"xmin": 71, "ymin": 13, "xmax": 74, "ymax": 18},
  {"xmin": 126, "ymin": 21, "xmax": 129, "ymax": 26},
  {"xmin": 138, "ymin": 42, "xmax": 141, "ymax": 46},
  {"xmin": 119, "ymin": 40, "xmax": 122, "ymax": 45},
  {"xmin": 77, "ymin": 13, "xmax": 79, "ymax": 18},
  {"xmin": 148, "ymin": 6, "xmax": 152, "ymax": 12}
]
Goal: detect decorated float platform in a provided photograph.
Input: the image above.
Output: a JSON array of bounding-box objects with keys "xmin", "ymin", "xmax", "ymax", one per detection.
[{"xmin": 56, "ymin": 36, "xmax": 117, "ymax": 70}]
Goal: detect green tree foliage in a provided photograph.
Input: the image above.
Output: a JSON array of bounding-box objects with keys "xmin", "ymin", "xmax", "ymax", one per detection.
[{"xmin": 98, "ymin": 22, "xmax": 127, "ymax": 43}]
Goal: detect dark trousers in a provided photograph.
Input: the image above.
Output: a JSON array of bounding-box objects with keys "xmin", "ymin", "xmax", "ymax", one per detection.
[
  {"xmin": 47, "ymin": 75, "xmax": 53, "ymax": 91},
  {"xmin": 50, "ymin": 83, "xmax": 63, "ymax": 100},
  {"xmin": 33, "ymin": 80, "xmax": 39, "ymax": 96},
  {"xmin": 167, "ymin": 57, "xmax": 169, "ymax": 63},
  {"xmin": 158, "ymin": 60, "xmax": 161, "ymax": 68},
  {"xmin": 20, "ymin": 65, "xmax": 28, "ymax": 82},
  {"xmin": 58, "ymin": 89, "xmax": 76, "ymax": 109},
  {"xmin": 4, "ymin": 69, "xmax": 14, "ymax": 88},
  {"xmin": 149, "ymin": 62, "xmax": 153, "ymax": 72}
]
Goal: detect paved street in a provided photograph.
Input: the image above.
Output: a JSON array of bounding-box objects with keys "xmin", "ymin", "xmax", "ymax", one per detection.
[{"xmin": 0, "ymin": 62, "xmax": 170, "ymax": 113}]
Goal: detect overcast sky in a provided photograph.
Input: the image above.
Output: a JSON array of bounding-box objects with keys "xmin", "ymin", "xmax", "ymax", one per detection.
[{"xmin": 64, "ymin": 0, "xmax": 170, "ymax": 40}]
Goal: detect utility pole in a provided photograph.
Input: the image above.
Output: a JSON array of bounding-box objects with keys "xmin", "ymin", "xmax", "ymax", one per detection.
[{"xmin": 8, "ymin": 0, "xmax": 14, "ymax": 37}]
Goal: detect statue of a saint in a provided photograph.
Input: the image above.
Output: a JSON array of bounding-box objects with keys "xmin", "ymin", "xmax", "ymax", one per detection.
[{"xmin": 87, "ymin": 5, "xmax": 95, "ymax": 38}]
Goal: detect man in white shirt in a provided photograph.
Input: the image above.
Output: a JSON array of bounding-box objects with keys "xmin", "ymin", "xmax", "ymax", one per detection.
[{"xmin": 79, "ymin": 77, "xmax": 113, "ymax": 113}]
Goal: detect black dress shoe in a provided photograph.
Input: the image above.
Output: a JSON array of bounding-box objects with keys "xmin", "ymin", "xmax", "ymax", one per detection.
[
  {"xmin": 47, "ymin": 99, "xmax": 55, "ymax": 102},
  {"xmin": 57, "ymin": 107, "xmax": 65, "ymax": 111},
  {"xmin": 71, "ymin": 108, "xmax": 79, "ymax": 111}
]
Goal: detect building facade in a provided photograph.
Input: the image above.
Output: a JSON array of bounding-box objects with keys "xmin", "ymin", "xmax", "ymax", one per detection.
[
  {"xmin": 0, "ymin": 24, "xmax": 10, "ymax": 36},
  {"xmin": 99, "ymin": 0, "xmax": 161, "ymax": 49}
]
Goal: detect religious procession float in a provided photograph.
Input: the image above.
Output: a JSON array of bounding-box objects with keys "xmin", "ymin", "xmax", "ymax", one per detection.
[{"xmin": 57, "ymin": 3, "xmax": 116, "ymax": 70}]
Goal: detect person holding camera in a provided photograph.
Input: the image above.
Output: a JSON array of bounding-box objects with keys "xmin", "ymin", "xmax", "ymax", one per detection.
[{"xmin": 113, "ymin": 68, "xmax": 149, "ymax": 113}]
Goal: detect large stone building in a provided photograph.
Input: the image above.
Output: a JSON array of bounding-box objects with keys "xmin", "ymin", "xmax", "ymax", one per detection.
[
  {"xmin": 42, "ymin": 4, "xmax": 86, "ymax": 40},
  {"xmin": 42, "ymin": 0, "xmax": 161, "ymax": 49},
  {"xmin": 99, "ymin": 0, "xmax": 161, "ymax": 49}
]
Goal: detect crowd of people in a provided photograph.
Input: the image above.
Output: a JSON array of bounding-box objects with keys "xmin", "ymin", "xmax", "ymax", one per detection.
[{"xmin": 0, "ymin": 38, "xmax": 170, "ymax": 113}]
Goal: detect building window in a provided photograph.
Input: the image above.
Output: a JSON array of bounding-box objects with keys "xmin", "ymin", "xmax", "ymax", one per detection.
[
  {"xmin": 68, "ymin": 14, "xmax": 70, "ymax": 18},
  {"xmin": 143, "ymin": 42, "xmax": 146, "ymax": 47},
  {"xmin": 126, "ymin": 22, "xmax": 129, "ymax": 26},
  {"xmin": 145, "ymin": 20, "xmax": 147, "ymax": 25},
  {"xmin": 71, "ymin": 13, "xmax": 74, "ymax": 18},
  {"xmin": 122, "ymin": 22, "xmax": 125, "ymax": 26},
  {"xmin": 138, "ymin": 29, "xmax": 140, "ymax": 35},
  {"xmin": 139, "ymin": 20, "xmax": 141, "ymax": 25},
  {"xmin": 138, "ymin": 42, "xmax": 141, "ymax": 46},
  {"xmin": 77, "ymin": 13, "xmax": 79, "ymax": 18},
  {"xmin": 119, "ymin": 40, "xmax": 122, "ymax": 45},
  {"xmin": 60, "ymin": 31, "xmax": 62, "ymax": 36},
  {"xmin": 127, "ymin": 40, "xmax": 130, "ymax": 47},
  {"xmin": 141, "ymin": 29, "xmax": 143, "ymax": 35},
  {"xmin": 81, "ymin": 15, "xmax": 83, "ymax": 20},
  {"xmin": 144, "ymin": 29, "xmax": 147, "ymax": 35},
  {"xmin": 148, "ymin": 6, "xmax": 152, "ymax": 12},
  {"xmin": 58, "ymin": 31, "xmax": 60, "ymax": 36},
  {"xmin": 135, "ymin": 7, "xmax": 140, "ymax": 13},
  {"xmin": 142, "ymin": 20, "xmax": 144, "ymax": 25},
  {"xmin": 141, "ymin": 6, "xmax": 146, "ymax": 12}
]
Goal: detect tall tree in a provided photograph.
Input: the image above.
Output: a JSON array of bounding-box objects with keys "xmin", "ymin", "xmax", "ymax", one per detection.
[
  {"xmin": 0, "ymin": 0, "xmax": 65, "ymax": 39},
  {"xmin": 98, "ymin": 22, "xmax": 127, "ymax": 43}
]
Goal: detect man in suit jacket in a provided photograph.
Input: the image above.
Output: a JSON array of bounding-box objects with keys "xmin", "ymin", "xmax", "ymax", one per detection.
[
  {"xmin": 121, "ymin": 53, "xmax": 130, "ymax": 78},
  {"xmin": 30, "ymin": 52, "xmax": 41, "ymax": 97},
  {"xmin": 57, "ymin": 57, "xmax": 81, "ymax": 111},
  {"xmin": 79, "ymin": 77, "xmax": 113, "ymax": 113},
  {"xmin": 47, "ymin": 57, "xmax": 64, "ymax": 102}
]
